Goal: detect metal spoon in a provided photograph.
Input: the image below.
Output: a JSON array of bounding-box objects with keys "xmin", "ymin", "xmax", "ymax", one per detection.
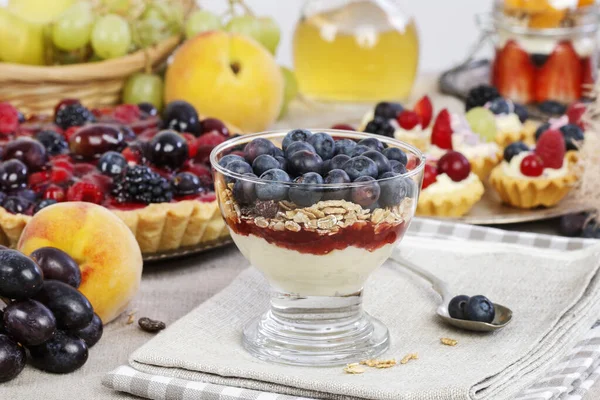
[{"xmin": 390, "ymin": 249, "xmax": 513, "ymax": 332}]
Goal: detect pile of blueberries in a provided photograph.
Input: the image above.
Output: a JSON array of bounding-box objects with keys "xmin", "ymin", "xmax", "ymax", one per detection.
[
  {"xmin": 219, "ymin": 129, "xmax": 416, "ymax": 209},
  {"xmin": 448, "ymin": 294, "xmax": 496, "ymax": 323}
]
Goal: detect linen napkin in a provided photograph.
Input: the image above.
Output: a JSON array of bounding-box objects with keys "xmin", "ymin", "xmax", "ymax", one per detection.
[{"xmin": 105, "ymin": 232, "xmax": 600, "ymax": 400}]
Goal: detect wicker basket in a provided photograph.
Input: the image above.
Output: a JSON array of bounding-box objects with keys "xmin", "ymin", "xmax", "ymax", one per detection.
[{"xmin": 0, "ymin": 35, "xmax": 181, "ymax": 115}]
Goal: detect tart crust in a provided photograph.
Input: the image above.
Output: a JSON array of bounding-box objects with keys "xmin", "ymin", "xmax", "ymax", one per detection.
[
  {"xmin": 0, "ymin": 199, "xmax": 228, "ymax": 253},
  {"xmin": 489, "ymin": 158, "xmax": 579, "ymax": 209},
  {"xmin": 495, "ymin": 120, "xmax": 538, "ymax": 148},
  {"xmin": 469, "ymin": 151, "xmax": 503, "ymax": 181},
  {"xmin": 416, "ymin": 176, "xmax": 485, "ymax": 217}
]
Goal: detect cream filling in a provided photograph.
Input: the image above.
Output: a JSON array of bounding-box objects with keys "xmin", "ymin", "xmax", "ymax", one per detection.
[
  {"xmin": 502, "ymin": 151, "xmax": 569, "ymax": 179},
  {"xmin": 496, "ymin": 113, "xmax": 524, "ymax": 134},
  {"xmin": 230, "ymin": 230, "xmax": 394, "ymax": 297},
  {"xmin": 422, "ymin": 172, "xmax": 479, "ymax": 195}
]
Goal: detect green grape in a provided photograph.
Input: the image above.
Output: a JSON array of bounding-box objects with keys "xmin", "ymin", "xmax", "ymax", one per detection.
[
  {"xmin": 122, "ymin": 73, "xmax": 164, "ymax": 111},
  {"xmin": 257, "ymin": 17, "xmax": 280, "ymax": 55},
  {"xmin": 52, "ymin": 2, "xmax": 94, "ymax": 51},
  {"xmin": 278, "ymin": 67, "xmax": 298, "ymax": 119},
  {"xmin": 465, "ymin": 107, "xmax": 498, "ymax": 142},
  {"xmin": 101, "ymin": 0, "xmax": 130, "ymax": 14},
  {"xmin": 185, "ymin": 10, "xmax": 222, "ymax": 39},
  {"xmin": 91, "ymin": 14, "xmax": 132, "ymax": 60},
  {"xmin": 149, "ymin": 0, "xmax": 184, "ymax": 35},
  {"xmin": 226, "ymin": 15, "xmax": 262, "ymax": 44}
]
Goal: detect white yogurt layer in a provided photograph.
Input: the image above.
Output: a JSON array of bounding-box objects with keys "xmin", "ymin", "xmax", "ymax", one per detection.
[
  {"xmin": 501, "ymin": 151, "xmax": 569, "ymax": 179},
  {"xmin": 230, "ymin": 230, "xmax": 394, "ymax": 297},
  {"xmin": 422, "ymin": 172, "xmax": 479, "ymax": 195}
]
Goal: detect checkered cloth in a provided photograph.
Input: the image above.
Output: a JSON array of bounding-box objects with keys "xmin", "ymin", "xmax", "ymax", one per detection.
[{"xmin": 103, "ymin": 218, "xmax": 600, "ymax": 400}]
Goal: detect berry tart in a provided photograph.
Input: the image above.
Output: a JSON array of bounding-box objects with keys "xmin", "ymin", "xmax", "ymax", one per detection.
[
  {"xmin": 212, "ymin": 129, "xmax": 424, "ymax": 295},
  {"xmin": 0, "ymin": 99, "xmax": 236, "ymax": 253},
  {"xmin": 489, "ymin": 130, "xmax": 580, "ymax": 208},
  {"xmin": 417, "ymin": 151, "xmax": 485, "ymax": 217},
  {"xmin": 427, "ymin": 108, "xmax": 502, "ymax": 181},
  {"xmin": 359, "ymin": 96, "xmax": 434, "ymax": 151},
  {"xmin": 533, "ymin": 108, "xmax": 585, "ymax": 164}
]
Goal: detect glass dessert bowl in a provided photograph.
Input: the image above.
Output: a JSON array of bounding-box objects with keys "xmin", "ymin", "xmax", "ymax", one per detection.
[{"xmin": 210, "ymin": 129, "xmax": 425, "ymax": 366}]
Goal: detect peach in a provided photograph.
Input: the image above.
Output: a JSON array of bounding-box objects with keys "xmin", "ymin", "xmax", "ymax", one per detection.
[
  {"xmin": 165, "ymin": 31, "xmax": 284, "ymax": 133},
  {"xmin": 17, "ymin": 202, "xmax": 142, "ymax": 324}
]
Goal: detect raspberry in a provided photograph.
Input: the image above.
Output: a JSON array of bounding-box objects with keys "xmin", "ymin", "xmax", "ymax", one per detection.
[
  {"xmin": 28, "ymin": 171, "xmax": 51, "ymax": 188},
  {"xmin": 112, "ymin": 165, "xmax": 173, "ymax": 204},
  {"xmin": 66, "ymin": 181, "xmax": 104, "ymax": 204},
  {"xmin": 52, "ymin": 158, "xmax": 74, "ymax": 172},
  {"xmin": 113, "ymin": 104, "xmax": 141, "ymax": 124},
  {"xmin": 397, "ymin": 110, "xmax": 421, "ymax": 130},
  {"xmin": 182, "ymin": 133, "xmax": 198, "ymax": 158},
  {"xmin": 64, "ymin": 126, "xmax": 80, "ymax": 141},
  {"xmin": 72, "ymin": 163, "xmax": 96, "ymax": 177},
  {"xmin": 50, "ymin": 167, "xmax": 72, "ymax": 184},
  {"xmin": 0, "ymin": 102, "xmax": 20, "ymax": 134},
  {"xmin": 195, "ymin": 131, "xmax": 226, "ymax": 148},
  {"xmin": 43, "ymin": 185, "xmax": 66, "ymax": 202},
  {"xmin": 422, "ymin": 163, "xmax": 438, "ymax": 189},
  {"xmin": 535, "ymin": 129, "xmax": 565, "ymax": 169},
  {"xmin": 520, "ymin": 154, "xmax": 544, "ymax": 177}
]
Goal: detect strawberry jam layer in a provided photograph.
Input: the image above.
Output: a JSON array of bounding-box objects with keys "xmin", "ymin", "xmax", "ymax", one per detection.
[{"xmin": 228, "ymin": 218, "xmax": 408, "ymax": 256}]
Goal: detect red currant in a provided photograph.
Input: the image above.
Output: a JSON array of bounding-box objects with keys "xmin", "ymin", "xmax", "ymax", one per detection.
[
  {"xmin": 437, "ymin": 151, "xmax": 471, "ymax": 182},
  {"xmin": 422, "ymin": 163, "xmax": 438, "ymax": 189},
  {"xmin": 520, "ymin": 154, "xmax": 544, "ymax": 177},
  {"xmin": 44, "ymin": 185, "xmax": 66, "ymax": 202}
]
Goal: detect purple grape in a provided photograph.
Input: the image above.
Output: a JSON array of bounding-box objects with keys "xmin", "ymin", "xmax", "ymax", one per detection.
[
  {"xmin": 0, "ymin": 249, "xmax": 43, "ymax": 300},
  {"xmin": 28, "ymin": 331, "xmax": 88, "ymax": 374},
  {"xmin": 3, "ymin": 299, "xmax": 56, "ymax": 346},
  {"xmin": 3, "ymin": 137, "xmax": 48, "ymax": 171},
  {"xmin": 69, "ymin": 124, "xmax": 125, "ymax": 160},
  {"xmin": 149, "ymin": 130, "xmax": 189, "ymax": 170},
  {"xmin": 30, "ymin": 247, "xmax": 81, "ymax": 288},
  {"xmin": 71, "ymin": 313, "xmax": 103, "ymax": 348},
  {"xmin": 33, "ymin": 280, "xmax": 94, "ymax": 330},
  {"xmin": 0, "ymin": 334, "xmax": 26, "ymax": 382},
  {"xmin": 172, "ymin": 172, "xmax": 202, "ymax": 196},
  {"xmin": 0, "ymin": 159, "xmax": 28, "ymax": 191}
]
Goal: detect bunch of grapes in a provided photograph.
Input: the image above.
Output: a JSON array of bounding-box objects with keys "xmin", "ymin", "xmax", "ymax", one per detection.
[{"xmin": 0, "ymin": 247, "xmax": 102, "ymax": 383}]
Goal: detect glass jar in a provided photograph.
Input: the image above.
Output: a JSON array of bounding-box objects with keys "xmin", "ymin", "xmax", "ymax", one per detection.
[
  {"xmin": 293, "ymin": 0, "xmax": 419, "ymax": 103},
  {"xmin": 489, "ymin": 0, "xmax": 599, "ymax": 105}
]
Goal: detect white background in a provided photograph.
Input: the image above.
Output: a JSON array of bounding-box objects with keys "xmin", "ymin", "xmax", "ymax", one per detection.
[{"xmin": 200, "ymin": 0, "xmax": 494, "ymax": 73}]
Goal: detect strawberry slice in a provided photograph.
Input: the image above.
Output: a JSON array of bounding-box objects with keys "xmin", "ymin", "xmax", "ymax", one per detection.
[
  {"xmin": 566, "ymin": 102, "xmax": 587, "ymax": 128},
  {"xmin": 430, "ymin": 109, "xmax": 453, "ymax": 150},
  {"xmin": 535, "ymin": 41, "xmax": 582, "ymax": 104},
  {"xmin": 535, "ymin": 129, "xmax": 566, "ymax": 169},
  {"xmin": 581, "ymin": 56, "xmax": 596, "ymax": 90},
  {"xmin": 413, "ymin": 95, "xmax": 433, "ymax": 128},
  {"xmin": 492, "ymin": 40, "xmax": 536, "ymax": 104},
  {"xmin": 397, "ymin": 110, "xmax": 421, "ymax": 130}
]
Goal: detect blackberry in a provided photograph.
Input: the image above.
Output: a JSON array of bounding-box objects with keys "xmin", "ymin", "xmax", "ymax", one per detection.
[
  {"xmin": 364, "ymin": 117, "xmax": 394, "ymax": 137},
  {"xmin": 35, "ymin": 130, "xmax": 68, "ymax": 155},
  {"xmin": 374, "ymin": 102, "xmax": 403, "ymax": 119},
  {"xmin": 112, "ymin": 165, "xmax": 173, "ymax": 204},
  {"xmin": 54, "ymin": 104, "xmax": 95, "ymax": 130},
  {"xmin": 465, "ymin": 85, "xmax": 500, "ymax": 111}
]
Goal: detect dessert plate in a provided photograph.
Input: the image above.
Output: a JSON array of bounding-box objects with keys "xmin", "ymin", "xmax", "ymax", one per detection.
[
  {"xmin": 434, "ymin": 186, "xmax": 590, "ymax": 225},
  {"xmin": 142, "ymin": 237, "xmax": 233, "ymax": 263}
]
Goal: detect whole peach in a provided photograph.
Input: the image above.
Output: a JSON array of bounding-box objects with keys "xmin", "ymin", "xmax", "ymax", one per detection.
[{"xmin": 17, "ymin": 202, "xmax": 143, "ymax": 324}]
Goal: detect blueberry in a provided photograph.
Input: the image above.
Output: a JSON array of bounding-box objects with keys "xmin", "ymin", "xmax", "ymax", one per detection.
[
  {"xmin": 2, "ymin": 196, "xmax": 28, "ymax": 214},
  {"xmin": 448, "ymin": 295, "xmax": 470, "ymax": 320},
  {"xmin": 233, "ymin": 173, "xmax": 257, "ymax": 205},
  {"xmin": 272, "ymin": 147, "xmax": 284, "ymax": 158},
  {"xmin": 289, "ymin": 172, "xmax": 324, "ymax": 207},
  {"xmin": 534, "ymin": 123, "xmax": 551, "ymax": 141},
  {"xmin": 357, "ymin": 137, "xmax": 384, "ymax": 152},
  {"xmin": 390, "ymin": 160, "xmax": 407, "ymax": 174},
  {"xmin": 34, "ymin": 199, "xmax": 57, "ymax": 214},
  {"xmin": 282, "ymin": 129, "xmax": 312, "ymax": 151},
  {"xmin": 0, "ymin": 159, "xmax": 28, "ymax": 191},
  {"xmin": 382, "ymin": 147, "xmax": 408, "ymax": 165},
  {"xmin": 328, "ymin": 154, "xmax": 351, "ymax": 172},
  {"xmin": 559, "ymin": 212, "xmax": 589, "ymax": 237},
  {"xmin": 538, "ymin": 100, "xmax": 567, "ymax": 115},
  {"xmin": 13, "ymin": 188, "xmax": 36, "ymax": 203},
  {"xmin": 334, "ymin": 139, "xmax": 357, "ymax": 156},
  {"xmin": 256, "ymin": 169, "xmax": 291, "ymax": 201},
  {"xmin": 244, "ymin": 138, "xmax": 275, "ymax": 164},
  {"xmin": 275, "ymin": 155, "xmax": 287, "ymax": 171},
  {"xmin": 374, "ymin": 102, "xmax": 403, "ymax": 119},
  {"xmin": 362, "ymin": 150, "xmax": 391, "ymax": 175},
  {"xmin": 464, "ymin": 295, "xmax": 495, "ymax": 323},
  {"xmin": 323, "ymin": 169, "xmax": 351, "ymax": 200},
  {"xmin": 224, "ymin": 160, "xmax": 253, "ymax": 183},
  {"xmin": 513, "ymin": 103, "xmax": 529, "ymax": 123},
  {"xmin": 503, "ymin": 141, "xmax": 529, "ymax": 162},
  {"xmin": 307, "ymin": 132, "xmax": 335, "ymax": 160},
  {"xmin": 581, "ymin": 220, "xmax": 600, "ymax": 238},
  {"xmin": 351, "ymin": 176, "xmax": 380, "ymax": 207},
  {"xmin": 218, "ymin": 154, "xmax": 245, "ymax": 168},
  {"xmin": 252, "ymin": 154, "xmax": 280, "ymax": 176},
  {"xmin": 559, "ymin": 123, "xmax": 584, "ymax": 151},
  {"xmin": 343, "ymin": 156, "xmax": 378, "ymax": 180},
  {"xmin": 97, "ymin": 151, "xmax": 127, "ymax": 177},
  {"xmin": 35, "ymin": 130, "xmax": 68, "ymax": 155},
  {"xmin": 488, "ymin": 97, "xmax": 511, "ymax": 115},
  {"xmin": 379, "ymin": 172, "xmax": 414, "ymax": 207},
  {"xmin": 350, "ymin": 145, "xmax": 371, "ymax": 157},
  {"xmin": 288, "ymin": 150, "xmax": 323, "ymax": 177},
  {"xmin": 284, "ymin": 141, "xmax": 315, "ymax": 159},
  {"xmin": 172, "ymin": 172, "xmax": 202, "ymax": 196}
]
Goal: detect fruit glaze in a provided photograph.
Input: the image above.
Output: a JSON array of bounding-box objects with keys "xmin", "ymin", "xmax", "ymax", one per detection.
[
  {"xmin": 211, "ymin": 129, "xmax": 424, "ymax": 297},
  {"xmin": 0, "ymin": 99, "xmax": 233, "ymax": 252}
]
